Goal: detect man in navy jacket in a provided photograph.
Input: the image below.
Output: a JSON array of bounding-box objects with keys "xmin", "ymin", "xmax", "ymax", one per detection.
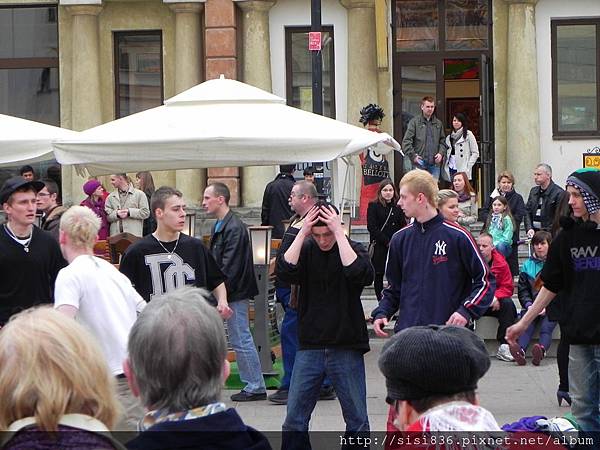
[{"xmin": 372, "ymin": 169, "xmax": 495, "ymax": 335}]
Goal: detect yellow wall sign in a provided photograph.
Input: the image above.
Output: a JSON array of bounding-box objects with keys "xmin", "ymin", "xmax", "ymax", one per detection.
[{"xmin": 584, "ymin": 154, "xmax": 600, "ymax": 169}]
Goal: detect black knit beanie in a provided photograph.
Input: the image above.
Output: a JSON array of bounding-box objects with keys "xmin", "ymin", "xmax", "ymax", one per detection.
[
  {"xmin": 566, "ymin": 168, "xmax": 600, "ymax": 214},
  {"xmin": 378, "ymin": 325, "xmax": 490, "ymax": 402}
]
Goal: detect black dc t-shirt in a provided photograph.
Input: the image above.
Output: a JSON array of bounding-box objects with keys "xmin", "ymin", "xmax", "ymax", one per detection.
[{"xmin": 119, "ymin": 234, "xmax": 225, "ymax": 302}]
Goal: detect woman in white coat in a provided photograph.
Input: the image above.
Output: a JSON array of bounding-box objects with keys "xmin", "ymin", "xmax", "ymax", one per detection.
[{"xmin": 443, "ymin": 112, "xmax": 479, "ymax": 181}]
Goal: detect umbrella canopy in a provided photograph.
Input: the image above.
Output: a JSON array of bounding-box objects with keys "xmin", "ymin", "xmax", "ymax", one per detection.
[
  {"xmin": 52, "ymin": 76, "xmax": 401, "ymax": 175},
  {"xmin": 0, "ymin": 114, "xmax": 77, "ymax": 167}
]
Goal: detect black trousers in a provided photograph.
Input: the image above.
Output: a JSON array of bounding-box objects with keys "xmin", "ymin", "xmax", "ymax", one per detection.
[
  {"xmin": 557, "ymin": 328, "xmax": 570, "ymax": 392},
  {"xmin": 483, "ymin": 298, "xmax": 517, "ymax": 344}
]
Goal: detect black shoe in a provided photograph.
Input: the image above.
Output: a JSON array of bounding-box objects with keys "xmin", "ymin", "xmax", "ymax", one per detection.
[
  {"xmin": 268, "ymin": 389, "xmax": 289, "ymax": 405},
  {"xmin": 318, "ymin": 386, "xmax": 336, "ymax": 401},
  {"xmin": 557, "ymin": 390, "xmax": 572, "ymax": 407},
  {"xmin": 230, "ymin": 390, "xmax": 267, "ymax": 402}
]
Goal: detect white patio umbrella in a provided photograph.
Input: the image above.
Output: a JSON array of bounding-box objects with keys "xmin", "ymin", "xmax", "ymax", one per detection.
[
  {"xmin": 0, "ymin": 114, "xmax": 77, "ymax": 167},
  {"xmin": 52, "ymin": 76, "xmax": 401, "ymax": 176}
]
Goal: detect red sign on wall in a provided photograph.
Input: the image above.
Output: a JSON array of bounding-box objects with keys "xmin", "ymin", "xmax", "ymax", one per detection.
[{"xmin": 308, "ymin": 32, "xmax": 322, "ymax": 51}]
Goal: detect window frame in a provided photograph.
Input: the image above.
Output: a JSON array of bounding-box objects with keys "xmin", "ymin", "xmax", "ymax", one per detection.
[
  {"xmin": 113, "ymin": 29, "xmax": 164, "ymax": 119},
  {"xmin": 551, "ymin": 18, "xmax": 600, "ymax": 139},
  {"xmin": 284, "ymin": 25, "xmax": 336, "ymax": 119}
]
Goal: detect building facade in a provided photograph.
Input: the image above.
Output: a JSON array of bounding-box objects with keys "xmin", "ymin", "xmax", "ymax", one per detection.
[{"xmin": 1, "ymin": 0, "xmax": 599, "ymax": 208}]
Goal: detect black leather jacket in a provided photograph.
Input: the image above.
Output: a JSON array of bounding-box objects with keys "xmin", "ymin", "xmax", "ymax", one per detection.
[
  {"xmin": 524, "ymin": 181, "xmax": 565, "ymax": 232},
  {"xmin": 210, "ymin": 211, "xmax": 258, "ymax": 302}
]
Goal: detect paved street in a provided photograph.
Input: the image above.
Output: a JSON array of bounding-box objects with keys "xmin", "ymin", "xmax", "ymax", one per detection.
[{"xmin": 224, "ymin": 338, "xmax": 568, "ymax": 432}]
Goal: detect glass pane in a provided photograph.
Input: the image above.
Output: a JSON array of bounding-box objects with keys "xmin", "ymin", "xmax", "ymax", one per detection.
[
  {"xmin": 396, "ymin": 0, "xmax": 438, "ymax": 52},
  {"xmin": 116, "ymin": 33, "xmax": 162, "ymax": 118},
  {"xmin": 444, "ymin": 59, "xmax": 479, "ymax": 80},
  {"xmin": 556, "ymin": 24, "xmax": 597, "ymax": 132},
  {"xmin": 0, "ymin": 68, "xmax": 60, "ymax": 125},
  {"xmin": 445, "ymin": 0, "xmax": 488, "ymax": 50},
  {"xmin": 400, "ymin": 65, "xmax": 437, "ymax": 130},
  {"xmin": 0, "ymin": 7, "xmax": 58, "ymax": 58},
  {"xmin": 288, "ymin": 30, "xmax": 334, "ymax": 118}
]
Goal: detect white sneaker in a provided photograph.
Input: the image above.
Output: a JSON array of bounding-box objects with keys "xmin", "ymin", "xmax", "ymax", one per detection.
[{"xmin": 496, "ymin": 344, "xmax": 514, "ymax": 362}]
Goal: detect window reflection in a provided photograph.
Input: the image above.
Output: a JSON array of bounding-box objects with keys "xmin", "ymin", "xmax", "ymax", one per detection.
[
  {"xmin": 396, "ymin": 0, "xmax": 438, "ymax": 51},
  {"xmin": 445, "ymin": 0, "xmax": 488, "ymax": 50},
  {"xmin": 0, "ymin": 7, "xmax": 58, "ymax": 58}
]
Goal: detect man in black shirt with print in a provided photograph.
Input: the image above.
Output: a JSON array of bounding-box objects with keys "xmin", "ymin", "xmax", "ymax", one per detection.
[
  {"xmin": 120, "ymin": 186, "xmax": 232, "ymax": 319},
  {"xmin": 276, "ymin": 202, "xmax": 373, "ymax": 450}
]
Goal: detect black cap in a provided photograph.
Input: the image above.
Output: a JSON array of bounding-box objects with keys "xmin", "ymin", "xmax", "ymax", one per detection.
[
  {"xmin": 0, "ymin": 176, "xmax": 45, "ymax": 205},
  {"xmin": 378, "ymin": 325, "xmax": 490, "ymax": 403}
]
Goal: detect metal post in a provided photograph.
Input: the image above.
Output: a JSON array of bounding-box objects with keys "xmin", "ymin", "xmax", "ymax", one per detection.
[
  {"xmin": 311, "ymin": 0, "xmax": 325, "ymax": 194},
  {"xmin": 253, "ymin": 264, "xmax": 276, "ymax": 374}
]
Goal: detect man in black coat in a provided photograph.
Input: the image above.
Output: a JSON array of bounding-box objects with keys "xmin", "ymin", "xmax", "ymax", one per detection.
[
  {"xmin": 203, "ymin": 182, "xmax": 267, "ymax": 402},
  {"xmin": 524, "ymin": 163, "xmax": 565, "ymax": 237},
  {"xmin": 261, "ymin": 164, "xmax": 296, "ymax": 239}
]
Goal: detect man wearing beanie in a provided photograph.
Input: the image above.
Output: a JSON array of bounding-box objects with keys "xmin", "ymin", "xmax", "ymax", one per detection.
[
  {"xmin": 508, "ymin": 167, "xmax": 600, "ymax": 432},
  {"xmin": 378, "ymin": 325, "xmax": 500, "ymax": 433}
]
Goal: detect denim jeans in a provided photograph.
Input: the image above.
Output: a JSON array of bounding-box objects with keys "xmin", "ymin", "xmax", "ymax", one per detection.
[
  {"xmin": 495, "ymin": 241, "xmax": 512, "ymax": 259},
  {"xmin": 226, "ymin": 299, "xmax": 266, "ymax": 394},
  {"xmin": 569, "ymin": 344, "xmax": 600, "ymax": 431},
  {"xmin": 517, "ymin": 314, "xmax": 557, "ymax": 351},
  {"xmin": 415, "ymin": 160, "xmax": 441, "ymax": 181},
  {"xmin": 276, "ymin": 287, "xmax": 332, "ymax": 391},
  {"xmin": 276, "ymin": 287, "xmax": 298, "ymax": 389},
  {"xmin": 283, "ymin": 349, "xmax": 369, "ymax": 440}
]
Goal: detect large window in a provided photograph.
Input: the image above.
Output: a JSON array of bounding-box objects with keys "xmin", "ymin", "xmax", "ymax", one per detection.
[
  {"xmin": 552, "ymin": 19, "xmax": 599, "ymax": 138},
  {"xmin": 395, "ymin": 0, "xmax": 488, "ymax": 52},
  {"xmin": 114, "ymin": 31, "xmax": 163, "ymax": 118},
  {"xmin": 0, "ymin": 5, "xmax": 60, "ymax": 186}
]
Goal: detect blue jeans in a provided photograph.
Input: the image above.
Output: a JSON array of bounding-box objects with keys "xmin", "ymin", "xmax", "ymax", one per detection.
[
  {"xmin": 415, "ymin": 160, "xmax": 440, "ymax": 181},
  {"xmin": 283, "ymin": 349, "xmax": 369, "ymax": 436},
  {"xmin": 569, "ymin": 344, "xmax": 600, "ymax": 431},
  {"xmin": 517, "ymin": 314, "xmax": 556, "ymax": 351},
  {"xmin": 226, "ymin": 300, "xmax": 266, "ymax": 394},
  {"xmin": 276, "ymin": 287, "xmax": 331, "ymax": 391},
  {"xmin": 277, "ymin": 287, "xmax": 298, "ymax": 389},
  {"xmin": 495, "ymin": 241, "xmax": 512, "ymax": 258}
]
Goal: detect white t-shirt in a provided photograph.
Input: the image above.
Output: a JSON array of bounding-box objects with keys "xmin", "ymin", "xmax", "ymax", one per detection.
[{"xmin": 54, "ymin": 255, "xmax": 146, "ymax": 375}]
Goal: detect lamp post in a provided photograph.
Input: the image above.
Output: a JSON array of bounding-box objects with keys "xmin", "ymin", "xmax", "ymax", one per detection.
[
  {"xmin": 182, "ymin": 211, "xmax": 196, "ymax": 237},
  {"xmin": 248, "ymin": 225, "xmax": 276, "ymax": 374}
]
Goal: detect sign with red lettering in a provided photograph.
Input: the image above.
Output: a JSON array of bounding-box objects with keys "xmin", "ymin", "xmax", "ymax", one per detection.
[{"xmin": 308, "ymin": 32, "xmax": 321, "ymax": 51}]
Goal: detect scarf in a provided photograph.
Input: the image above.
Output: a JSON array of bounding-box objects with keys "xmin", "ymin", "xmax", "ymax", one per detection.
[
  {"xmin": 139, "ymin": 402, "xmax": 227, "ymax": 431},
  {"xmin": 457, "ymin": 191, "xmax": 471, "ymax": 203},
  {"xmin": 490, "ymin": 213, "xmax": 504, "ymax": 230},
  {"xmin": 417, "ymin": 401, "xmax": 501, "ymax": 432}
]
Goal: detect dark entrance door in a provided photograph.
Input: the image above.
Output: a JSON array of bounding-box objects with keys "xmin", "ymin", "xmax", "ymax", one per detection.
[{"xmin": 392, "ymin": 0, "xmax": 494, "ymax": 204}]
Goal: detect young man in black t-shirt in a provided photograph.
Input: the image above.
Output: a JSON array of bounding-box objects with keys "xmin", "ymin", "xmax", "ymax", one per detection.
[
  {"xmin": 120, "ymin": 186, "xmax": 232, "ymax": 319},
  {"xmin": 507, "ymin": 168, "xmax": 600, "ymax": 432},
  {"xmin": 0, "ymin": 176, "xmax": 66, "ymax": 325}
]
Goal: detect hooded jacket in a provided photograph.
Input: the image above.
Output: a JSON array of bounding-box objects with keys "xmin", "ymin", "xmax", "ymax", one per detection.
[{"xmin": 371, "ymin": 214, "xmax": 495, "ymax": 332}]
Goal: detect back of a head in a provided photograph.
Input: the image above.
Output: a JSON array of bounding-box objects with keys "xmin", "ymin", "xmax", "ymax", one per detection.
[
  {"xmin": 128, "ymin": 287, "xmax": 227, "ymax": 412},
  {"xmin": 60, "ymin": 206, "xmax": 101, "ymax": 250},
  {"xmin": 0, "ymin": 307, "xmax": 120, "ymax": 431},
  {"xmin": 400, "ymin": 170, "xmax": 439, "ymax": 207},
  {"xmin": 279, "ymin": 164, "xmax": 296, "ymax": 175},
  {"xmin": 378, "ymin": 325, "xmax": 490, "ymax": 410}
]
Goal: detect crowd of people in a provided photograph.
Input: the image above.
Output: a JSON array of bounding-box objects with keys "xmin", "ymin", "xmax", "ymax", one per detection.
[{"xmin": 0, "ymin": 118, "xmax": 599, "ymax": 449}]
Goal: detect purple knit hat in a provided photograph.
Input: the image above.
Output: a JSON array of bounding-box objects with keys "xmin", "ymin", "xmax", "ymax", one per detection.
[{"xmin": 83, "ymin": 179, "xmax": 102, "ymax": 196}]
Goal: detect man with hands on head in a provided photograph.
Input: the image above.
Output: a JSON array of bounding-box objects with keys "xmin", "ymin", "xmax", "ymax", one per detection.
[{"xmin": 276, "ymin": 202, "xmax": 373, "ymax": 450}]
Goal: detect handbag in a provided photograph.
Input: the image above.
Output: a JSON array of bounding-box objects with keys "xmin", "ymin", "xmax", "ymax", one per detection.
[{"xmin": 369, "ymin": 208, "xmax": 393, "ymax": 259}]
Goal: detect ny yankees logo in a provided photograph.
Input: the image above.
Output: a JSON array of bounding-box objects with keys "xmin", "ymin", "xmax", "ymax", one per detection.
[
  {"xmin": 145, "ymin": 253, "xmax": 195, "ymax": 300},
  {"xmin": 434, "ymin": 240, "xmax": 447, "ymax": 256},
  {"xmin": 432, "ymin": 240, "xmax": 448, "ymax": 265}
]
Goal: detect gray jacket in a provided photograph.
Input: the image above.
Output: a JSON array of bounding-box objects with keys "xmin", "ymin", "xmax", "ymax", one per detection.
[
  {"xmin": 105, "ymin": 185, "xmax": 150, "ymax": 237},
  {"xmin": 401, "ymin": 114, "xmax": 446, "ymax": 165}
]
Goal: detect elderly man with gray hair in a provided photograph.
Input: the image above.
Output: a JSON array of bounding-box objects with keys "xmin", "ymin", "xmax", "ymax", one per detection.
[{"xmin": 124, "ymin": 286, "xmax": 272, "ymax": 450}]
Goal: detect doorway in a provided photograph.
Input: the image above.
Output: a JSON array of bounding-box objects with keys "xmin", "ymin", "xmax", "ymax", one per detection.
[{"xmin": 392, "ymin": 0, "xmax": 494, "ymax": 203}]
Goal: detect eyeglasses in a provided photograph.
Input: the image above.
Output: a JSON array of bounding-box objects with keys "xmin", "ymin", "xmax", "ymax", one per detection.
[{"xmin": 37, "ymin": 192, "xmax": 51, "ymax": 197}]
